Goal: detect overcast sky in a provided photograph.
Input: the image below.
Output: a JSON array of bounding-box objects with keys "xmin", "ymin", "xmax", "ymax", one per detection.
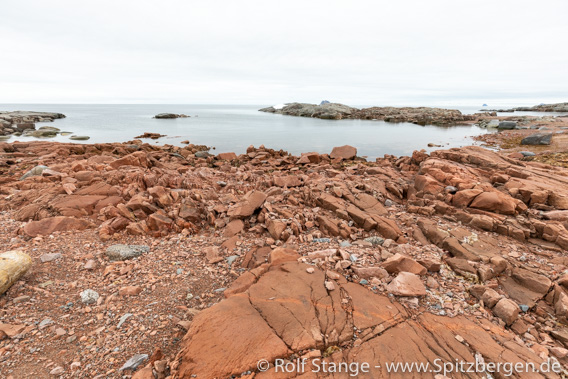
[{"xmin": 1, "ymin": 0, "xmax": 566, "ymax": 106}]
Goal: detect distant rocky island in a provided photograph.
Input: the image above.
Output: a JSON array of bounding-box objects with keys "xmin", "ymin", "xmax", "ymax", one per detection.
[
  {"xmin": 153, "ymin": 113, "xmax": 190, "ymax": 119},
  {"xmin": 482, "ymin": 102, "xmax": 568, "ymax": 113},
  {"xmin": 259, "ymin": 102, "xmax": 479, "ymax": 125}
]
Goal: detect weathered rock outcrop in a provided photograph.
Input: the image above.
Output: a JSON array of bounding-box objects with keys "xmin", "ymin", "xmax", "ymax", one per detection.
[{"xmin": 0, "ymin": 111, "xmax": 65, "ymax": 137}]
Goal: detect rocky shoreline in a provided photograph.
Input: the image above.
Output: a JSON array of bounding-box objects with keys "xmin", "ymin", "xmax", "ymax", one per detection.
[
  {"xmin": 1, "ymin": 113, "xmax": 568, "ymax": 377},
  {"xmin": 260, "ymin": 102, "xmax": 482, "ymax": 125}
]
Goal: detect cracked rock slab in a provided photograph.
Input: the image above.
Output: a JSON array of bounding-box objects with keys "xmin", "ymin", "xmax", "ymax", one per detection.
[{"xmin": 172, "ymin": 262, "xmax": 559, "ymax": 378}]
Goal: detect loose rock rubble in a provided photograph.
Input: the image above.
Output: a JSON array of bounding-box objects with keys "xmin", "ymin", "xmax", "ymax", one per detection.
[{"xmin": 1, "ymin": 133, "xmax": 568, "ymax": 377}]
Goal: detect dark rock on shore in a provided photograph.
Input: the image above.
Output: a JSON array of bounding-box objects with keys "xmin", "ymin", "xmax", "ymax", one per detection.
[
  {"xmin": 135, "ymin": 132, "xmax": 166, "ymax": 139},
  {"xmin": 522, "ymin": 133, "xmax": 553, "ymax": 145},
  {"xmin": 260, "ymin": 102, "xmax": 477, "ymax": 125},
  {"xmin": 154, "ymin": 113, "xmax": 190, "ymax": 119},
  {"xmin": 498, "ymin": 121, "xmax": 517, "ymax": 130}
]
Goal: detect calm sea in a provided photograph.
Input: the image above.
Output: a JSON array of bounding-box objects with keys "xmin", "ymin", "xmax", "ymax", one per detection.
[{"xmin": 0, "ymin": 104, "xmax": 559, "ymax": 159}]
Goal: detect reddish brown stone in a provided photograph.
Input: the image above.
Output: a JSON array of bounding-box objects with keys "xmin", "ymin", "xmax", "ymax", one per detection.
[
  {"xmin": 382, "ymin": 253, "xmax": 427, "ymax": 275},
  {"xmin": 297, "ymin": 152, "xmax": 320, "ymax": 164},
  {"xmin": 109, "ymin": 151, "xmax": 149, "ymax": 169},
  {"xmin": 493, "ymin": 298, "xmax": 519, "ymax": 325},
  {"xmin": 119, "ymin": 286, "xmax": 143, "ymax": 296},
  {"xmin": 452, "ymin": 189, "xmax": 483, "ymax": 207},
  {"xmin": 268, "ymin": 247, "xmax": 299, "ymax": 265},
  {"xmin": 330, "ymin": 145, "xmax": 357, "ymax": 160},
  {"xmin": 23, "ymin": 216, "xmax": 91, "ymax": 237},
  {"xmin": 266, "ymin": 218, "xmax": 286, "ymax": 240},
  {"xmin": 227, "ymin": 191, "xmax": 267, "ymax": 219},
  {"xmin": 386, "ymin": 272, "xmax": 426, "ymax": 296},
  {"xmin": 216, "ymin": 152, "xmax": 237, "ymax": 161},
  {"xmin": 469, "ymin": 191, "xmax": 517, "ymax": 215},
  {"xmin": 316, "ymin": 215, "xmax": 340, "ymax": 236},
  {"xmin": 224, "ymin": 219, "xmax": 244, "ymax": 237},
  {"xmin": 352, "ymin": 266, "xmax": 388, "ymax": 279},
  {"xmin": 146, "ymin": 213, "xmax": 173, "ymax": 231},
  {"xmin": 273, "ymin": 175, "xmax": 302, "ymax": 187}
]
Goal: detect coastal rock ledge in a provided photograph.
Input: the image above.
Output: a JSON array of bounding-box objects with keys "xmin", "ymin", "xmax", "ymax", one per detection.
[{"xmin": 260, "ymin": 102, "xmax": 478, "ymax": 125}]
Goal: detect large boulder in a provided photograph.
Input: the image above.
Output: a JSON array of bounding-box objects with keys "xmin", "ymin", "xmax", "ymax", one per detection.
[
  {"xmin": 469, "ymin": 191, "xmax": 517, "ymax": 215},
  {"xmin": 330, "ymin": 145, "xmax": 357, "ymax": 160},
  {"xmin": 20, "ymin": 165, "xmax": 49, "ymax": 180},
  {"xmin": 498, "ymin": 121, "xmax": 517, "ymax": 129},
  {"xmin": 0, "ymin": 250, "xmax": 32, "ymax": 295},
  {"xmin": 521, "ymin": 133, "xmax": 552, "ymax": 145}
]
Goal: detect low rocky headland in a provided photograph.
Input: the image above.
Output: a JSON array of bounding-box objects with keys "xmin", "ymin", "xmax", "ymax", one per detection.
[
  {"xmin": 259, "ymin": 102, "xmax": 483, "ymax": 125},
  {"xmin": 483, "ymin": 102, "xmax": 568, "ymax": 113},
  {"xmin": 2, "ymin": 112, "xmax": 568, "ymax": 377}
]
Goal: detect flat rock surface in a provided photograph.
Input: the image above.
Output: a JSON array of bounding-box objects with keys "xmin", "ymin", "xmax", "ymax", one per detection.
[{"xmin": 173, "ymin": 262, "xmax": 558, "ymax": 378}]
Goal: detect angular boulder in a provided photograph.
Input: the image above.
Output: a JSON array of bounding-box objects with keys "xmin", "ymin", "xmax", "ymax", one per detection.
[
  {"xmin": 493, "ymin": 298, "xmax": 519, "ymax": 326},
  {"xmin": 386, "ymin": 272, "xmax": 427, "ymax": 296},
  {"xmin": 227, "ymin": 191, "xmax": 267, "ymax": 219},
  {"xmin": 330, "ymin": 145, "xmax": 357, "ymax": 160},
  {"xmin": 382, "ymin": 253, "xmax": 427, "ymax": 275}
]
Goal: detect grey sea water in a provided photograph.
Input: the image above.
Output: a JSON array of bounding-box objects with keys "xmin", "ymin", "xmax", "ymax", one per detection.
[{"xmin": 0, "ymin": 104, "xmax": 560, "ymax": 159}]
